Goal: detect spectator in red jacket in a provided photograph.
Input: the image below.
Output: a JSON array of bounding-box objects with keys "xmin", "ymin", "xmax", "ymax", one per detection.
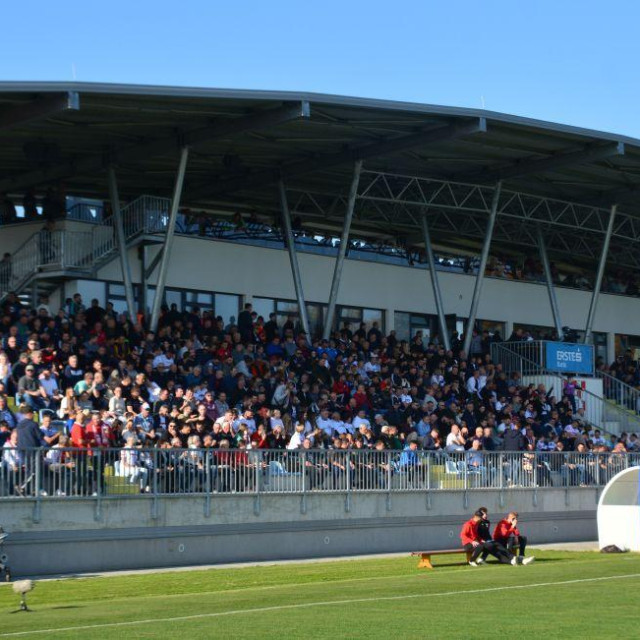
[
  {"xmin": 461, "ymin": 511, "xmax": 490, "ymax": 566},
  {"xmin": 462, "ymin": 510, "xmax": 520, "ymax": 567},
  {"xmin": 494, "ymin": 511, "xmax": 528, "ymax": 558}
]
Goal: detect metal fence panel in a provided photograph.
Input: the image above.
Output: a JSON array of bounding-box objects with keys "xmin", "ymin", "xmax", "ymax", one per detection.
[{"xmin": 2, "ymin": 448, "xmax": 637, "ymax": 500}]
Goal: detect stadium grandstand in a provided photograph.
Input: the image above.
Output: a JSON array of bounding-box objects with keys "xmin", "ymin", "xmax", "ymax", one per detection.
[{"xmin": 2, "ymin": 82, "xmax": 640, "ymax": 575}]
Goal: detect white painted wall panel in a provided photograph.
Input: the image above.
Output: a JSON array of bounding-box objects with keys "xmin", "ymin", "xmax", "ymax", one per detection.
[{"xmin": 95, "ymin": 236, "xmax": 639, "ymax": 336}]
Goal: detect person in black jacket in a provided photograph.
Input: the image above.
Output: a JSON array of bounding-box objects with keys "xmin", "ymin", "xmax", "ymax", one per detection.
[
  {"xmin": 237, "ymin": 303, "xmax": 253, "ymax": 342},
  {"xmin": 502, "ymin": 421, "xmax": 525, "ymax": 486},
  {"xmin": 15, "ymin": 407, "xmax": 43, "ymax": 496},
  {"xmin": 16, "ymin": 408, "xmax": 43, "ymax": 450},
  {"xmin": 476, "ymin": 507, "xmax": 522, "ymax": 565}
]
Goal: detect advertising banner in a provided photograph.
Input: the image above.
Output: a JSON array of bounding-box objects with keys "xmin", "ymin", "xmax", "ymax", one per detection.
[{"xmin": 545, "ymin": 342, "xmax": 594, "ymax": 375}]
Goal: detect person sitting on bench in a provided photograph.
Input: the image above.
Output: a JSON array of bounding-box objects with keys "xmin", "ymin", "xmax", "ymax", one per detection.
[
  {"xmin": 461, "ymin": 510, "xmax": 517, "ymax": 567},
  {"xmin": 494, "ymin": 511, "xmax": 528, "ymax": 558}
]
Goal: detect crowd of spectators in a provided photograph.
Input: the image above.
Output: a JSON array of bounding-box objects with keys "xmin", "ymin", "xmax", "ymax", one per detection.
[
  {"xmin": 1, "ymin": 288, "xmax": 638, "ymax": 497},
  {"xmin": 485, "ymin": 253, "xmax": 640, "ymax": 298}
]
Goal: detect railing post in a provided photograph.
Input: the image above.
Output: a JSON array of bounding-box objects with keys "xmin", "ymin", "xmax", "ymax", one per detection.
[
  {"xmin": 499, "ymin": 452, "xmax": 505, "ymax": 508},
  {"xmin": 463, "ymin": 452, "xmax": 469, "ymax": 509},
  {"xmin": 345, "ymin": 451, "xmax": 351, "ymax": 513},
  {"xmin": 386, "ymin": 450, "xmax": 392, "ymax": 511},
  {"xmin": 300, "ymin": 451, "xmax": 307, "ymax": 515},
  {"xmin": 59, "ymin": 230, "xmax": 65, "ymax": 268},
  {"xmin": 204, "ymin": 449, "xmax": 212, "ymax": 518},
  {"xmin": 32, "ymin": 448, "xmax": 42, "ymax": 524},
  {"xmin": 94, "ymin": 449, "xmax": 102, "ymax": 521},
  {"xmin": 253, "ymin": 449, "xmax": 260, "ymax": 517},
  {"xmin": 532, "ymin": 452, "xmax": 538, "ymax": 507},
  {"xmin": 151, "ymin": 449, "xmax": 159, "ymax": 520},
  {"xmin": 425, "ymin": 453, "xmax": 432, "ymax": 511}
]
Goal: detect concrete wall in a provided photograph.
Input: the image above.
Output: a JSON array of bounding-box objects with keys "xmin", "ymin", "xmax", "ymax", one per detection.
[
  {"xmin": 3, "ymin": 489, "xmax": 597, "ymax": 576},
  {"xmin": 93, "ymin": 235, "xmax": 640, "ymax": 337}
]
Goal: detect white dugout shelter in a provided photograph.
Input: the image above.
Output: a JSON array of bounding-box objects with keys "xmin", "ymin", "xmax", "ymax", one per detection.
[{"xmin": 597, "ymin": 466, "xmax": 640, "ymax": 552}]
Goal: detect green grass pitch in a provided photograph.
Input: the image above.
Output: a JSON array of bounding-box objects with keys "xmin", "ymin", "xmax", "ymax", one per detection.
[{"xmin": 0, "ymin": 551, "xmax": 638, "ymax": 638}]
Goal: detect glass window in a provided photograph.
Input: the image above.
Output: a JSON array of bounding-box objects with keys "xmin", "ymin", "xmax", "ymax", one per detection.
[
  {"xmin": 306, "ymin": 303, "xmax": 325, "ymax": 338},
  {"xmin": 362, "ymin": 308, "xmax": 383, "ymax": 333},
  {"xmin": 394, "ymin": 312, "xmax": 410, "ymax": 341},
  {"xmin": 513, "ymin": 323, "xmax": 555, "ymax": 340},
  {"xmin": 110, "ymin": 299, "xmax": 128, "ymax": 315},
  {"xmin": 215, "ymin": 293, "xmax": 240, "ymax": 325},
  {"xmin": 252, "ymin": 297, "xmax": 275, "ymax": 322},
  {"xmin": 184, "ymin": 291, "xmax": 213, "ymax": 310},
  {"xmin": 276, "ymin": 301, "xmax": 299, "ymax": 315},
  {"xmin": 338, "ymin": 306, "xmax": 362, "ymax": 320},
  {"xmin": 165, "ymin": 289, "xmax": 182, "ymax": 309},
  {"xmin": 479, "ymin": 319, "xmax": 506, "ymax": 340}
]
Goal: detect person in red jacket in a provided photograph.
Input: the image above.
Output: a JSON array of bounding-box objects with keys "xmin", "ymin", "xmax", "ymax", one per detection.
[
  {"xmin": 494, "ymin": 512, "xmax": 529, "ymax": 558},
  {"xmin": 461, "ymin": 510, "xmax": 516, "ymax": 566}
]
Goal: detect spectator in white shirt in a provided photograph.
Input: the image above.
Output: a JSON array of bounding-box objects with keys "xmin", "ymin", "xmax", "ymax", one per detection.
[
  {"xmin": 466, "ymin": 370, "xmax": 482, "ymax": 395},
  {"xmin": 39, "ymin": 368, "xmax": 62, "ymax": 408},
  {"xmin": 269, "ymin": 409, "xmax": 285, "ymax": 432},
  {"xmin": 235, "ymin": 410, "xmax": 257, "ymax": 435},
  {"xmin": 363, "ymin": 354, "xmax": 381, "ymax": 374},
  {"xmin": 352, "ymin": 409, "xmax": 371, "ymax": 432},
  {"xmin": 108, "ymin": 386, "xmax": 126, "ymax": 416},
  {"xmin": 152, "ymin": 350, "xmax": 174, "ymax": 370},
  {"xmin": 287, "ymin": 424, "xmax": 306, "ymax": 449},
  {"xmin": 315, "ymin": 408, "xmax": 334, "ymax": 438},
  {"xmin": 445, "ymin": 424, "xmax": 466, "ymax": 452}
]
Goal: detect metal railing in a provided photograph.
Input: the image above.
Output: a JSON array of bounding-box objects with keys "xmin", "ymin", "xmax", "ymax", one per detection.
[
  {"xmin": 596, "ymin": 368, "xmax": 640, "ymax": 415},
  {"xmin": 2, "ymin": 448, "xmax": 638, "ymax": 500},
  {"xmin": 0, "ymin": 195, "xmax": 169, "ymax": 299},
  {"xmin": 67, "ymin": 202, "xmax": 105, "ymax": 224},
  {"xmin": 491, "ymin": 340, "xmax": 547, "ymax": 374}
]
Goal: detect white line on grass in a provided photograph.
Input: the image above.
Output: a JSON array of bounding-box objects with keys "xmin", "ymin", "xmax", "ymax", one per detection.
[
  {"xmin": 2, "ymin": 572, "xmax": 640, "ymax": 637},
  {"xmin": 1, "ymin": 554, "xmax": 623, "ymax": 606}
]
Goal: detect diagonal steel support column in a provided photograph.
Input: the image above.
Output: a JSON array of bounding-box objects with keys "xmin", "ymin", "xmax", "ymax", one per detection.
[
  {"xmin": 584, "ymin": 204, "xmax": 617, "ymax": 344},
  {"xmin": 323, "ymin": 160, "xmax": 363, "ymax": 339},
  {"xmin": 421, "ymin": 210, "xmax": 451, "ymax": 351},
  {"xmin": 278, "ymin": 180, "xmax": 311, "ymax": 338},
  {"xmin": 107, "ymin": 167, "xmax": 137, "ymax": 321},
  {"xmin": 537, "ymin": 225, "xmax": 564, "ymax": 340},
  {"xmin": 463, "ymin": 181, "xmax": 502, "ymax": 356},
  {"xmin": 149, "ymin": 147, "xmax": 189, "ymax": 333}
]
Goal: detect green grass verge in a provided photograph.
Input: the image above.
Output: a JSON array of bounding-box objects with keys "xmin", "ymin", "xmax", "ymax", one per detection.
[{"xmin": 0, "ymin": 551, "xmax": 638, "ymax": 638}]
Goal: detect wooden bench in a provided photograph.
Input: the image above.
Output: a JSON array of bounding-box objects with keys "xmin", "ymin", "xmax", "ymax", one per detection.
[{"xmin": 411, "ymin": 548, "xmax": 473, "ymax": 569}]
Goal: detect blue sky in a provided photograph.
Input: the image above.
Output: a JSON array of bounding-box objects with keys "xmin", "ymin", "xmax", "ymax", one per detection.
[{"xmin": 2, "ymin": 1, "xmax": 639, "ymax": 137}]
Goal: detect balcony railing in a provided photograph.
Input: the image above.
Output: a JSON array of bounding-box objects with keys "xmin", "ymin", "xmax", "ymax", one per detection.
[{"xmin": 3, "ymin": 448, "xmax": 637, "ymax": 501}]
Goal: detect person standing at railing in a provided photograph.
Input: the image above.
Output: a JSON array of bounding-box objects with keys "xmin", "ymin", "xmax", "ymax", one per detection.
[
  {"xmin": 502, "ymin": 421, "xmax": 525, "ymax": 487},
  {"xmin": 2, "ymin": 430, "xmax": 22, "ymax": 496},
  {"xmin": 37, "ymin": 219, "xmax": 56, "ymax": 266},
  {"xmin": 563, "ymin": 378, "xmax": 578, "ymax": 412},
  {"xmin": 0, "ymin": 253, "xmax": 12, "ymax": 294},
  {"xmin": 15, "ymin": 407, "xmax": 43, "ymax": 497},
  {"xmin": 44, "ymin": 434, "xmax": 75, "ymax": 496},
  {"xmin": 0, "ymin": 193, "xmax": 17, "ymax": 224},
  {"xmin": 22, "ymin": 189, "xmax": 38, "ymax": 220}
]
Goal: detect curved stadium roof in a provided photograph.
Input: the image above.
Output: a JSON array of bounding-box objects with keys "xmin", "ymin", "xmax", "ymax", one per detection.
[{"xmin": 1, "ymin": 81, "xmax": 640, "ymax": 268}]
